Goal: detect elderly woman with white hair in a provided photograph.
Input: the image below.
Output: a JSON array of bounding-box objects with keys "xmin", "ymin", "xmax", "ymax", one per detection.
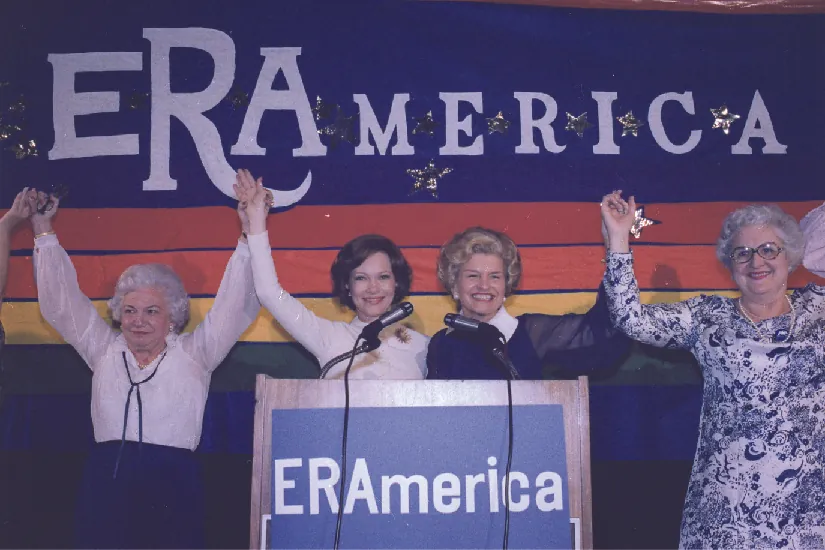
[
  {"xmin": 29, "ymin": 187, "xmax": 260, "ymax": 549},
  {"xmin": 601, "ymin": 192, "xmax": 825, "ymax": 549}
]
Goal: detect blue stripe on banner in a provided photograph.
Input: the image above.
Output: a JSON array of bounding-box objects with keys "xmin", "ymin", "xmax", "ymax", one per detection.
[
  {"xmin": 0, "ymin": 392, "xmax": 254, "ymax": 454},
  {"xmin": 589, "ymin": 385, "xmax": 702, "ymax": 461},
  {"xmin": 3, "ymin": 387, "xmax": 704, "ymax": 461}
]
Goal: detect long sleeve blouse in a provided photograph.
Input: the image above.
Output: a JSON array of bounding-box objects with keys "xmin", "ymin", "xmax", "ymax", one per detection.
[
  {"xmin": 34, "ymin": 234, "xmax": 260, "ymax": 450},
  {"xmin": 603, "ymin": 251, "xmax": 825, "ymax": 549},
  {"xmin": 427, "ymin": 285, "xmax": 629, "ymax": 380},
  {"xmin": 246, "ymin": 232, "xmax": 428, "ymax": 379}
]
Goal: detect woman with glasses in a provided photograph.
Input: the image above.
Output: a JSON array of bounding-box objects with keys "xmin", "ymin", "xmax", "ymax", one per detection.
[{"xmin": 600, "ymin": 193, "xmax": 825, "ymax": 549}]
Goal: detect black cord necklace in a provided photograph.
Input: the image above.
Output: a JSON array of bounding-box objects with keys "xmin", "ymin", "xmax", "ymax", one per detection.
[{"xmin": 112, "ymin": 350, "xmax": 167, "ymax": 478}]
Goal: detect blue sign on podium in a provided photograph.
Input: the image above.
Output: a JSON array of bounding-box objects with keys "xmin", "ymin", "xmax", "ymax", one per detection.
[{"xmin": 270, "ymin": 405, "xmax": 571, "ymax": 549}]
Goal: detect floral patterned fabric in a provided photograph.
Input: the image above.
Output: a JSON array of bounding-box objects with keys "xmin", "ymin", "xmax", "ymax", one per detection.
[{"xmin": 604, "ymin": 252, "xmax": 825, "ymax": 549}]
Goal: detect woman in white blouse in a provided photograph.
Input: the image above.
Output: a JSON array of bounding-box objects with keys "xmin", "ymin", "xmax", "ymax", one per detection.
[
  {"xmin": 234, "ymin": 169, "xmax": 428, "ymax": 379},
  {"xmin": 29, "ymin": 189, "xmax": 260, "ymax": 549}
]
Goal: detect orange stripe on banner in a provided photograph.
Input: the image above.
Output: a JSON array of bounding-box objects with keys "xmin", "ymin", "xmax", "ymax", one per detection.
[
  {"xmin": 4, "ymin": 201, "xmax": 822, "ymax": 251},
  {"xmin": 5, "ymin": 246, "xmax": 822, "ymax": 299}
]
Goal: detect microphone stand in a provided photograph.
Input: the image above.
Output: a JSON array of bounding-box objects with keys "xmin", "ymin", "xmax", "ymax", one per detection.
[
  {"xmin": 319, "ymin": 337, "xmax": 379, "ymax": 379},
  {"xmin": 485, "ymin": 336, "xmax": 517, "ymax": 550},
  {"xmin": 490, "ymin": 347, "xmax": 520, "ymax": 381},
  {"xmin": 330, "ymin": 328, "xmax": 381, "ymax": 549}
]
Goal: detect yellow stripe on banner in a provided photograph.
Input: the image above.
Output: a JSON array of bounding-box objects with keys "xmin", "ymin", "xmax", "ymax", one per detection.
[{"xmin": 3, "ymin": 291, "xmax": 742, "ymax": 344}]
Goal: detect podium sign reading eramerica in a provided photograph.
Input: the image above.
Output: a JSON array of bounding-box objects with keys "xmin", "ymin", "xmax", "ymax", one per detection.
[{"xmin": 270, "ymin": 405, "xmax": 572, "ymax": 549}]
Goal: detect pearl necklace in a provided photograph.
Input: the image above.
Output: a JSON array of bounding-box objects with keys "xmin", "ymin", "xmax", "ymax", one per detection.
[{"xmin": 737, "ymin": 295, "xmax": 796, "ymax": 343}]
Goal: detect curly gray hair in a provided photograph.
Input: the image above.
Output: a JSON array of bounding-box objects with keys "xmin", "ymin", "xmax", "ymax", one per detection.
[
  {"xmin": 108, "ymin": 264, "xmax": 190, "ymax": 333},
  {"xmin": 716, "ymin": 204, "xmax": 805, "ymax": 271},
  {"xmin": 437, "ymin": 227, "xmax": 522, "ymax": 297}
]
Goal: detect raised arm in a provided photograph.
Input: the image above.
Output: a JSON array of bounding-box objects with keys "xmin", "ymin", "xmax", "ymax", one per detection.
[
  {"xmin": 601, "ymin": 191, "xmax": 700, "ymax": 349},
  {"xmin": 524, "ymin": 283, "xmax": 631, "ymax": 374},
  {"xmin": 235, "ymin": 169, "xmax": 338, "ymax": 359},
  {"xmin": 800, "ymin": 201, "xmax": 825, "ymax": 278},
  {"xmin": 0, "ymin": 189, "xmax": 36, "ymax": 310},
  {"xmin": 30, "ymin": 193, "xmax": 116, "ymax": 367},
  {"xmin": 184, "ymin": 237, "xmax": 260, "ymax": 371}
]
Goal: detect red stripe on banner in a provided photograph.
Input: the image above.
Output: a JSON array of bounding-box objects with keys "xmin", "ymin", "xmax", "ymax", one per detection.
[
  {"xmin": 6, "ymin": 246, "xmax": 821, "ymax": 299},
  {"xmin": 4, "ymin": 201, "xmax": 822, "ymax": 251},
  {"xmin": 449, "ymin": 0, "xmax": 825, "ymax": 15}
]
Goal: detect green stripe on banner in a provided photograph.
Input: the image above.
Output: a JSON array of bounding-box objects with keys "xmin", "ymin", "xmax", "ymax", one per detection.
[{"xmin": 1, "ymin": 340, "xmax": 700, "ymax": 396}]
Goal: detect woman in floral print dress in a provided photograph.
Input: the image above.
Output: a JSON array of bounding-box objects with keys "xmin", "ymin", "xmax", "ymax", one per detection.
[{"xmin": 600, "ymin": 192, "xmax": 825, "ymax": 549}]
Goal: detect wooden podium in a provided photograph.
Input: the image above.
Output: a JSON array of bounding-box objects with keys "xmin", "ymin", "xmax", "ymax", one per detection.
[{"xmin": 250, "ymin": 377, "xmax": 593, "ymax": 549}]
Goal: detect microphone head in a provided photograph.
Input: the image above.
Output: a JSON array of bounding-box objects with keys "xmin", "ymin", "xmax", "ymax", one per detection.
[
  {"xmin": 444, "ymin": 313, "xmax": 482, "ymax": 332},
  {"xmin": 376, "ymin": 301, "xmax": 414, "ymax": 326}
]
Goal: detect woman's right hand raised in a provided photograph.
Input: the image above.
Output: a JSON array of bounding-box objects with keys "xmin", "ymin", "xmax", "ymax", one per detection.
[
  {"xmin": 233, "ymin": 169, "xmax": 270, "ymax": 235},
  {"xmin": 600, "ymin": 190, "xmax": 635, "ymax": 253}
]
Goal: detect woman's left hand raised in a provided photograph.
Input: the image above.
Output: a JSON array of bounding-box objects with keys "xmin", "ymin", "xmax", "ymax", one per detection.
[
  {"xmin": 31, "ymin": 189, "xmax": 60, "ymax": 235},
  {"xmin": 233, "ymin": 169, "xmax": 270, "ymax": 235},
  {"xmin": 600, "ymin": 190, "xmax": 636, "ymax": 253}
]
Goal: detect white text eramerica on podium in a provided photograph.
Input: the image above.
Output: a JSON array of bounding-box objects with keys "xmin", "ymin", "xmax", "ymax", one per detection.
[{"xmin": 273, "ymin": 456, "xmax": 564, "ymax": 515}]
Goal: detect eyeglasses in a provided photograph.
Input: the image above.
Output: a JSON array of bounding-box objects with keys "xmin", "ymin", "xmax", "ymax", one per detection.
[{"xmin": 729, "ymin": 242, "xmax": 784, "ymax": 264}]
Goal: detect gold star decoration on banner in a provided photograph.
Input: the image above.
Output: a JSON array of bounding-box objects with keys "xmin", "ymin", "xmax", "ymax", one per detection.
[
  {"xmin": 407, "ymin": 160, "xmax": 452, "ymax": 198},
  {"xmin": 224, "ymin": 86, "xmax": 250, "ymax": 110},
  {"xmin": 0, "ymin": 87, "xmax": 39, "ymax": 160},
  {"xmin": 711, "ymin": 105, "xmax": 740, "ymax": 135},
  {"xmin": 0, "ymin": 123, "xmax": 21, "ymax": 141},
  {"xmin": 311, "ymin": 96, "xmax": 335, "ymax": 121},
  {"xmin": 617, "ymin": 111, "xmax": 645, "ymax": 137},
  {"xmin": 8, "ymin": 139, "xmax": 38, "ymax": 160},
  {"xmin": 486, "ymin": 111, "xmax": 510, "ymax": 134},
  {"xmin": 412, "ymin": 111, "xmax": 439, "ymax": 136},
  {"xmin": 318, "ymin": 108, "xmax": 356, "ymax": 148},
  {"xmin": 565, "ymin": 112, "xmax": 593, "ymax": 138},
  {"xmin": 630, "ymin": 206, "xmax": 661, "ymax": 239}
]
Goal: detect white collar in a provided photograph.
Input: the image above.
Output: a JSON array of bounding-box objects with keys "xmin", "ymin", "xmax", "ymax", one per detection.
[{"xmin": 459, "ymin": 306, "xmax": 518, "ymax": 342}]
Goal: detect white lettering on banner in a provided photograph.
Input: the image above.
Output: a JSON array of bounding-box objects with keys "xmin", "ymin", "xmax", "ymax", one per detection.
[
  {"xmin": 731, "ymin": 90, "xmax": 788, "ymax": 155},
  {"xmin": 48, "ymin": 52, "xmax": 143, "ymax": 160},
  {"xmin": 353, "ymin": 93, "xmax": 414, "ymax": 156},
  {"xmin": 648, "ymin": 91, "xmax": 702, "ymax": 154},
  {"xmin": 513, "ymin": 92, "xmax": 566, "ymax": 154},
  {"xmin": 591, "ymin": 91, "xmax": 620, "ymax": 155},
  {"xmin": 273, "ymin": 456, "xmax": 564, "ymax": 516},
  {"xmin": 142, "ymin": 28, "xmax": 236, "ymax": 192},
  {"xmin": 231, "ymin": 47, "xmax": 326, "ymax": 158},
  {"xmin": 141, "ymin": 30, "xmax": 313, "ymax": 207},
  {"xmin": 47, "ymin": 28, "xmax": 787, "ymax": 207},
  {"xmin": 439, "ymin": 92, "xmax": 484, "ymax": 156}
]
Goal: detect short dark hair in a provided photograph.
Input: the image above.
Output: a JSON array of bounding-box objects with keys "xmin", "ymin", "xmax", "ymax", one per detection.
[{"xmin": 330, "ymin": 234, "xmax": 413, "ymax": 311}]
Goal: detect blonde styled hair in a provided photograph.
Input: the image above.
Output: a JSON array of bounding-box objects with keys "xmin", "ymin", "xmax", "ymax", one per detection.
[{"xmin": 437, "ymin": 227, "xmax": 522, "ymax": 297}]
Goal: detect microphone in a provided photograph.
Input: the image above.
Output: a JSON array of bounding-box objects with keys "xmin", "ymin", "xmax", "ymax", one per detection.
[
  {"xmin": 443, "ymin": 313, "xmax": 520, "ymax": 380},
  {"xmin": 444, "ymin": 313, "xmax": 504, "ymax": 341},
  {"xmin": 360, "ymin": 302, "xmax": 414, "ymax": 346}
]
